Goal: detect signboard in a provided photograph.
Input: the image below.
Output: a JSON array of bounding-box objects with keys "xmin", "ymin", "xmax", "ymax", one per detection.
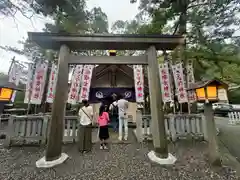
[{"xmin": 218, "ymin": 88, "xmax": 228, "ymax": 102}]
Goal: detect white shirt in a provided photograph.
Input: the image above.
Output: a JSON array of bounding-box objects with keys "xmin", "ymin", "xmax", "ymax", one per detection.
[
  {"xmin": 109, "ymin": 101, "xmax": 118, "ymax": 110},
  {"xmin": 78, "ymin": 106, "xmax": 93, "ymax": 125},
  {"xmin": 117, "ymin": 99, "xmax": 129, "ymax": 117}
]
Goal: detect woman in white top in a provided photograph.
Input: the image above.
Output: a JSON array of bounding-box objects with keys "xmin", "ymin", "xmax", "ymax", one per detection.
[
  {"xmin": 78, "ymin": 99, "xmax": 93, "ymax": 153},
  {"xmin": 117, "ymin": 94, "xmax": 129, "ymax": 141}
]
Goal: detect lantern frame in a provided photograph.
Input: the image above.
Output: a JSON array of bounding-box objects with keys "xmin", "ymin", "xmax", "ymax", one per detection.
[
  {"xmin": 187, "ymin": 79, "xmax": 228, "ymax": 103},
  {"xmin": 109, "ymin": 50, "xmax": 117, "ymax": 56}
]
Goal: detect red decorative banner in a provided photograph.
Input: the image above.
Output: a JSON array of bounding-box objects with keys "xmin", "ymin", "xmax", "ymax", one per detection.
[
  {"xmin": 159, "ymin": 63, "xmax": 172, "ymax": 103},
  {"xmin": 79, "ymin": 65, "xmax": 94, "ymax": 102},
  {"xmin": 133, "ymin": 65, "xmax": 144, "ymax": 103},
  {"xmin": 186, "ymin": 61, "xmax": 197, "ymax": 102},
  {"xmin": 46, "ymin": 63, "xmax": 58, "ymax": 103},
  {"xmin": 30, "ymin": 62, "xmax": 48, "ymax": 105},
  {"xmin": 172, "ymin": 63, "xmax": 188, "ymax": 103},
  {"xmin": 67, "ymin": 65, "xmax": 84, "ymax": 104}
]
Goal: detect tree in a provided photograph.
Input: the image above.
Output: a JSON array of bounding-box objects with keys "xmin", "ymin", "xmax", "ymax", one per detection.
[
  {"xmin": 130, "ymin": 0, "xmax": 240, "ymax": 87},
  {"xmin": 0, "ymin": 0, "xmax": 79, "ymax": 17}
]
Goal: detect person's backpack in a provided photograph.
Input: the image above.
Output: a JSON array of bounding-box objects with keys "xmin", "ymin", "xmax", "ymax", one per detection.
[{"xmin": 111, "ymin": 103, "xmax": 118, "ymax": 116}]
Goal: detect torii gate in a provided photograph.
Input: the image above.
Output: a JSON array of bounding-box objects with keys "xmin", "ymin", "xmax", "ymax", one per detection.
[{"xmin": 28, "ymin": 33, "xmax": 184, "ymax": 168}]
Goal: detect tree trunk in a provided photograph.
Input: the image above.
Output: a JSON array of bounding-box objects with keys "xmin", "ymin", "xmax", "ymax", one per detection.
[{"xmin": 178, "ymin": 0, "xmax": 192, "ymax": 113}]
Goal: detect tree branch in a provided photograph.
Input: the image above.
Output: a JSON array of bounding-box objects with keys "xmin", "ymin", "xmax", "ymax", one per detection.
[
  {"xmin": 187, "ymin": 2, "xmax": 216, "ymax": 9},
  {"xmin": 172, "ymin": 14, "xmax": 181, "ymax": 35}
]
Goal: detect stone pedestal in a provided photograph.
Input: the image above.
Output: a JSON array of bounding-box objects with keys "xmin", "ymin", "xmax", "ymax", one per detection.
[
  {"xmin": 36, "ymin": 153, "xmax": 69, "ymax": 168},
  {"xmin": 148, "ymin": 151, "xmax": 177, "ymax": 165}
]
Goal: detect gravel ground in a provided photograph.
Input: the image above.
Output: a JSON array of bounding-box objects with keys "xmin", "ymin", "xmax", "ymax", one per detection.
[
  {"xmin": 215, "ymin": 117, "xmax": 240, "ymax": 162},
  {"xmin": 0, "ymin": 136, "xmax": 239, "ymax": 180}
]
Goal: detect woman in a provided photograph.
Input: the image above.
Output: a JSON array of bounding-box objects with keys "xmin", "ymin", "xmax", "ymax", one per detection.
[
  {"xmin": 78, "ymin": 99, "xmax": 93, "ymax": 153},
  {"xmin": 97, "ymin": 105, "xmax": 110, "ymax": 149},
  {"xmin": 109, "ymin": 95, "xmax": 119, "ymax": 132}
]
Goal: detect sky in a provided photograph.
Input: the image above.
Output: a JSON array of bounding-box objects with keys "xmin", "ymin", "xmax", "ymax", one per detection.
[{"xmin": 0, "ymin": 0, "xmax": 140, "ymax": 74}]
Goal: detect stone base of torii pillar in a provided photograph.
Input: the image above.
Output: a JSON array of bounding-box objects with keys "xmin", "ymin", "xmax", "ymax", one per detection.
[
  {"xmin": 148, "ymin": 151, "xmax": 177, "ymax": 165},
  {"xmin": 36, "ymin": 153, "xmax": 69, "ymax": 168}
]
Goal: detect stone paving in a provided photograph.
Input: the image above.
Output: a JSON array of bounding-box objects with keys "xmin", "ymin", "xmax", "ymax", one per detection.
[{"xmin": 0, "ymin": 130, "xmax": 239, "ymax": 180}]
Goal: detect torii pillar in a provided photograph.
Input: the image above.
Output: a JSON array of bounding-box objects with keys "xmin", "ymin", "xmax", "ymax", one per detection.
[
  {"xmin": 36, "ymin": 44, "xmax": 70, "ymax": 168},
  {"xmin": 147, "ymin": 46, "xmax": 177, "ymax": 164}
]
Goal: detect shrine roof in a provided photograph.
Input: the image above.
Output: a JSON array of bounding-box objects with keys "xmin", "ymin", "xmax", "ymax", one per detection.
[
  {"xmin": 28, "ymin": 32, "xmax": 184, "ymax": 51},
  {"xmin": 187, "ymin": 79, "xmax": 228, "ymax": 90},
  {"xmin": 0, "ymin": 77, "xmax": 22, "ymax": 91}
]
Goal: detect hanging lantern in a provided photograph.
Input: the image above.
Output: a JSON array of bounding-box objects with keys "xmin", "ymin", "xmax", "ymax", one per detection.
[
  {"xmin": 109, "ymin": 50, "xmax": 116, "ymax": 56},
  {"xmin": 187, "ymin": 79, "xmax": 228, "ymax": 103}
]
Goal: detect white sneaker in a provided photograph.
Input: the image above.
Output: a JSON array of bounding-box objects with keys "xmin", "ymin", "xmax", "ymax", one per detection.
[
  {"xmin": 103, "ymin": 145, "xmax": 108, "ymax": 150},
  {"xmin": 100, "ymin": 145, "xmax": 103, "ymax": 150},
  {"xmin": 118, "ymin": 137, "xmax": 122, "ymax": 141},
  {"xmin": 124, "ymin": 136, "xmax": 128, "ymax": 141}
]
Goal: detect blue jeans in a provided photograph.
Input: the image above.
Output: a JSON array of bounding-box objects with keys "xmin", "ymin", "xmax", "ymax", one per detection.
[{"xmin": 111, "ymin": 115, "xmax": 119, "ymax": 132}]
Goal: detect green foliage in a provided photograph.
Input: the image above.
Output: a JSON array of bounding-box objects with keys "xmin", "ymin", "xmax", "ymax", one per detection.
[
  {"xmin": 229, "ymin": 89, "xmax": 240, "ymax": 104},
  {"xmin": 134, "ymin": 0, "xmax": 240, "ymax": 85},
  {"xmin": 2, "ymin": 0, "xmax": 109, "ymax": 61}
]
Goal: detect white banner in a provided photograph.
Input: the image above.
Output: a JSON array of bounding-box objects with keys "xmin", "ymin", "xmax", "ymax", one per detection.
[
  {"xmin": 186, "ymin": 61, "xmax": 197, "ymax": 103},
  {"xmin": 172, "ymin": 63, "xmax": 188, "ymax": 103},
  {"xmin": 8, "ymin": 62, "xmax": 23, "ymax": 102},
  {"xmin": 159, "ymin": 63, "xmax": 172, "ymax": 103},
  {"xmin": 46, "ymin": 63, "xmax": 58, "ymax": 103},
  {"xmin": 67, "ymin": 65, "xmax": 84, "ymax": 104},
  {"xmin": 79, "ymin": 65, "xmax": 94, "ymax": 102},
  {"xmin": 30, "ymin": 61, "xmax": 48, "ymax": 104},
  {"xmin": 24, "ymin": 64, "xmax": 34, "ymax": 104},
  {"xmin": 133, "ymin": 65, "xmax": 144, "ymax": 103}
]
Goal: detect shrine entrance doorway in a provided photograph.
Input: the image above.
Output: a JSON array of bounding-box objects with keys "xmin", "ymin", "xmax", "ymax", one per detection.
[{"xmin": 28, "ymin": 32, "xmax": 184, "ymax": 163}]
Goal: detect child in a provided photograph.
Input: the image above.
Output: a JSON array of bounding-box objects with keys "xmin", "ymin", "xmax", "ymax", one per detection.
[{"xmin": 98, "ymin": 105, "xmax": 110, "ymax": 149}]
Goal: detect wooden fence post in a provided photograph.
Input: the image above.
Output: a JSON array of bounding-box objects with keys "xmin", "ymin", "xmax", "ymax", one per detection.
[
  {"xmin": 169, "ymin": 116, "xmax": 177, "ymax": 142},
  {"xmin": 201, "ymin": 114, "xmax": 208, "ymax": 141},
  {"xmin": 41, "ymin": 115, "xmax": 49, "ymax": 145},
  {"xmin": 4, "ymin": 115, "xmax": 15, "ymax": 147},
  {"xmin": 135, "ymin": 110, "xmax": 143, "ymax": 142}
]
